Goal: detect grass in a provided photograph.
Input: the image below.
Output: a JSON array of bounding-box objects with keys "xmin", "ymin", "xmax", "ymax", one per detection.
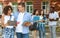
[{"xmin": 45, "ymin": 25, "xmax": 60, "ymax": 32}]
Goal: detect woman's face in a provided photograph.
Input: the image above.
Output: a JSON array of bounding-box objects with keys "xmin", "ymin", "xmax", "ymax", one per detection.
[
  {"xmin": 8, "ymin": 8, "xmax": 12, "ymax": 15},
  {"xmin": 35, "ymin": 10, "xmax": 39, "ymax": 15},
  {"xmin": 41, "ymin": 11, "xmax": 43, "ymax": 15}
]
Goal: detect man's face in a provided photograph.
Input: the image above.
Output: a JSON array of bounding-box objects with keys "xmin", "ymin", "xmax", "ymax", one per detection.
[
  {"xmin": 50, "ymin": 8, "xmax": 55, "ymax": 13},
  {"xmin": 18, "ymin": 5, "xmax": 25, "ymax": 12}
]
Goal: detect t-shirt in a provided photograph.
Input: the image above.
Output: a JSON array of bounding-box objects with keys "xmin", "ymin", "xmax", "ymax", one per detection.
[
  {"xmin": 49, "ymin": 11, "xmax": 59, "ymax": 26},
  {"xmin": 16, "ymin": 12, "xmax": 25, "ymax": 32},
  {"xmin": 32, "ymin": 15, "xmax": 40, "ymax": 22}
]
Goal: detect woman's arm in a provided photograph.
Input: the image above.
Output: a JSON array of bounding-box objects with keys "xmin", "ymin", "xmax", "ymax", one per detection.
[{"xmin": 1, "ymin": 14, "xmax": 8, "ymax": 28}]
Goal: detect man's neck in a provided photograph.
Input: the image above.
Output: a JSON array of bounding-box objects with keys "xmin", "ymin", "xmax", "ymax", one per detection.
[{"xmin": 19, "ymin": 10, "xmax": 25, "ymax": 13}]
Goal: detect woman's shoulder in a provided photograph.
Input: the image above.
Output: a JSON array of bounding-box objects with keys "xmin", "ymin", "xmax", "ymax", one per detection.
[
  {"xmin": 2, "ymin": 13, "xmax": 5, "ymax": 16},
  {"xmin": 32, "ymin": 15, "xmax": 35, "ymax": 17},
  {"xmin": 1, "ymin": 13, "xmax": 7, "ymax": 18}
]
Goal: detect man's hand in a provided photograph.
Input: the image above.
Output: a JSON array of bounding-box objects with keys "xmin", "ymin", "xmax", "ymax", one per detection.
[
  {"xmin": 38, "ymin": 20, "xmax": 45, "ymax": 22},
  {"xmin": 23, "ymin": 22, "xmax": 32, "ymax": 26},
  {"xmin": 17, "ymin": 22, "xmax": 20, "ymax": 24},
  {"xmin": 49, "ymin": 19, "xmax": 54, "ymax": 21},
  {"xmin": 49, "ymin": 18, "xmax": 59, "ymax": 21}
]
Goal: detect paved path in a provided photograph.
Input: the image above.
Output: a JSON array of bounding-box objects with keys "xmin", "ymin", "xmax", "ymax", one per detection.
[{"xmin": 0, "ymin": 32, "xmax": 60, "ymax": 38}]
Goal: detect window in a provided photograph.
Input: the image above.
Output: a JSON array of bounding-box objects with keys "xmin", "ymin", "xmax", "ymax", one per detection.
[
  {"xmin": 0, "ymin": 4, "xmax": 3, "ymax": 15},
  {"xmin": 41, "ymin": 1, "xmax": 50, "ymax": 14},
  {"xmin": 12, "ymin": 5, "xmax": 17, "ymax": 13},
  {"xmin": 25, "ymin": 2, "xmax": 33, "ymax": 13},
  {"xmin": 12, "ymin": 2, "xmax": 18, "ymax": 13}
]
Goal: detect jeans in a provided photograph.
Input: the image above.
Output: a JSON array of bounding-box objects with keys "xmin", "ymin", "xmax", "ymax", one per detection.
[
  {"xmin": 16, "ymin": 33, "xmax": 29, "ymax": 38},
  {"xmin": 2, "ymin": 28, "xmax": 14, "ymax": 38},
  {"xmin": 49, "ymin": 26, "xmax": 56, "ymax": 38},
  {"xmin": 38, "ymin": 22, "xmax": 46, "ymax": 38}
]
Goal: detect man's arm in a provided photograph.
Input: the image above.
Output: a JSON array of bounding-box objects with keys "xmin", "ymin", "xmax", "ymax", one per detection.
[
  {"xmin": 53, "ymin": 18, "xmax": 59, "ymax": 21},
  {"xmin": 23, "ymin": 13, "xmax": 32, "ymax": 26},
  {"xmin": 49, "ymin": 19, "xmax": 54, "ymax": 21},
  {"xmin": 48, "ymin": 13, "xmax": 54, "ymax": 21},
  {"xmin": 54, "ymin": 12, "xmax": 59, "ymax": 21}
]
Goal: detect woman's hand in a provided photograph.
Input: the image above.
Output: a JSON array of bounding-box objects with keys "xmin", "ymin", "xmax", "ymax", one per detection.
[
  {"xmin": 38, "ymin": 20, "xmax": 45, "ymax": 22},
  {"xmin": 2, "ymin": 24, "xmax": 8, "ymax": 28},
  {"xmin": 41, "ymin": 20, "xmax": 45, "ymax": 22}
]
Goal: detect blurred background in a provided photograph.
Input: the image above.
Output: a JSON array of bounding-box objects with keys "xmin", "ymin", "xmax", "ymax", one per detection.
[{"xmin": 0, "ymin": 0, "xmax": 60, "ymax": 38}]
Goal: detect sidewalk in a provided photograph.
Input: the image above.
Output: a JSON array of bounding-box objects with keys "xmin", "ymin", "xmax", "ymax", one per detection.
[{"xmin": 0, "ymin": 32, "xmax": 60, "ymax": 38}]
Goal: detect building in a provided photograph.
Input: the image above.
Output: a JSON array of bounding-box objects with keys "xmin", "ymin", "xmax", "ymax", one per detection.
[{"xmin": 0, "ymin": 0, "xmax": 60, "ymax": 17}]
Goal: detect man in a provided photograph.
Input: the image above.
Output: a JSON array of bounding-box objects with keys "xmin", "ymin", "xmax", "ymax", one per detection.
[
  {"xmin": 13, "ymin": 3, "xmax": 32, "ymax": 38},
  {"xmin": 48, "ymin": 7, "xmax": 59, "ymax": 38}
]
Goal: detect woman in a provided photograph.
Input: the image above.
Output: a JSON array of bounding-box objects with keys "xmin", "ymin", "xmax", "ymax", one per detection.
[
  {"xmin": 1, "ymin": 6, "xmax": 16, "ymax": 38},
  {"xmin": 32, "ymin": 9, "xmax": 40, "ymax": 38},
  {"xmin": 38, "ymin": 10, "xmax": 46, "ymax": 38}
]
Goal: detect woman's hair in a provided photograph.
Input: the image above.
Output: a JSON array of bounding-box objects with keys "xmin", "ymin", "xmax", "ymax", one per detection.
[
  {"xmin": 3, "ymin": 6, "xmax": 13, "ymax": 15},
  {"xmin": 33, "ymin": 9, "xmax": 40, "ymax": 15},
  {"xmin": 0, "ymin": 15, "xmax": 2, "ymax": 18}
]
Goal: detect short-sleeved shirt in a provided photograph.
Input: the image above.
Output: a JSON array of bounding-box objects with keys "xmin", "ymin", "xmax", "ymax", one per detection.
[{"xmin": 48, "ymin": 11, "xmax": 59, "ymax": 26}]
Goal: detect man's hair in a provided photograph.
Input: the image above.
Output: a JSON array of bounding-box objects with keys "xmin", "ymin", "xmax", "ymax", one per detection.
[{"xmin": 18, "ymin": 2, "xmax": 25, "ymax": 7}]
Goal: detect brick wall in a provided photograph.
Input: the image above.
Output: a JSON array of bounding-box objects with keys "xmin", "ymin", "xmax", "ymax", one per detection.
[
  {"xmin": 50, "ymin": 0, "xmax": 60, "ymax": 17},
  {"xmin": 50, "ymin": 0, "xmax": 60, "ymax": 10},
  {"xmin": 33, "ymin": 0, "xmax": 41, "ymax": 12}
]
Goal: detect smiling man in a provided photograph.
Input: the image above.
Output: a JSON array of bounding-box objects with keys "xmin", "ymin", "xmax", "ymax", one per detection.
[{"xmin": 13, "ymin": 2, "xmax": 32, "ymax": 38}]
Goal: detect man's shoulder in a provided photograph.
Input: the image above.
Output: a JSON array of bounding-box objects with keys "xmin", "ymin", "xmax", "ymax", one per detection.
[
  {"xmin": 13, "ymin": 11, "xmax": 19, "ymax": 14},
  {"xmin": 12, "ymin": 11, "xmax": 19, "ymax": 16},
  {"xmin": 25, "ymin": 12, "xmax": 32, "ymax": 15},
  {"xmin": 54, "ymin": 11, "xmax": 58, "ymax": 14}
]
